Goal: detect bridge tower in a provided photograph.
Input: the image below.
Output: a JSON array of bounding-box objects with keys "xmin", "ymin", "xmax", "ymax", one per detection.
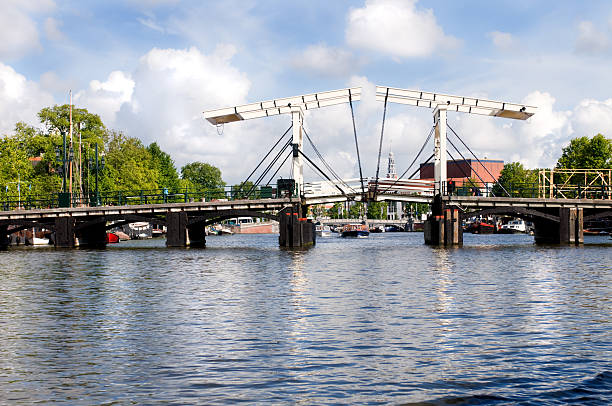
[
  {"xmin": 376, "ymin": 86, "xmax": 537, "ymax": 246},
  {"xmin": 203, "ymin": 87, "xmax": 361, "ymax": 247}
]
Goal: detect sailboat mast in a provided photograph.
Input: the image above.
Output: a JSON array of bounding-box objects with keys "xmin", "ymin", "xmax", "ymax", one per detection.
[{"xmin": 69, "ymin": 90, "xmax": 73, "ymax": 207}]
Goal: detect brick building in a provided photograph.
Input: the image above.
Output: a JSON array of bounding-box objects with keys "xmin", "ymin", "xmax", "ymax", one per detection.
[{"xmin": 419, "ymin": 159, "xmax": 504, "ymax": 185}]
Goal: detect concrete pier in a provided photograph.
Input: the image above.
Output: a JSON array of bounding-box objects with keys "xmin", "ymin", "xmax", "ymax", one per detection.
[{"xmin": 165, "ymin": 211, "xmax": 207, "ymax": 248}]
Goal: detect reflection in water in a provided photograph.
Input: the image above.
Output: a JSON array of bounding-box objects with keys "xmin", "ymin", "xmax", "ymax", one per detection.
[{"xmin": 0, "ymin": 233, "xmax": 611, "ymax": 404}]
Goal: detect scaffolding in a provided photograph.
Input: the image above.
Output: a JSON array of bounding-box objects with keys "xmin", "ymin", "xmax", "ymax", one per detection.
[{"xmin": 539, "ymin": 168, "xmax": 612, "ymax": 199}]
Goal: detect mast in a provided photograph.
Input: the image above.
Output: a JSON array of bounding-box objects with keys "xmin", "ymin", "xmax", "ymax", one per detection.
[{"xmin": 69, "ymin": 90, "xmax": 73, "ymax": 207}]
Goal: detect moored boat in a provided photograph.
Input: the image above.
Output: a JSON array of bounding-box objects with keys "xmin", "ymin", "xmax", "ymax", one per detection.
[
  {"xmin": 499, "ymin": 219, "xmax": 527, "ymax": 234},
  {"xmin": 341, "ymin": 224, "xmax": 369, "ymax": 238},
  {"xmin": 315, "ymin": 224, "xmax": 331, "ymax": 237},
  {"xmin": 106, "ymin": 232, "xmax": 120, "ymax": 243}
]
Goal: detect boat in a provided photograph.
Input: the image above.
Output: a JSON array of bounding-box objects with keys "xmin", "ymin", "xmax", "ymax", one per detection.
[
  {"xmin": 106, "ymin": 232, "xmax": 120, "ymax": 243},
  {"xmin": 370, "ymin": 225, "xmax": 385, "ymax": 233},
  {"xmin": 341, "ymin": 224, "xmax": 370, "ymax": 238},
  {"xmin": 466, "ymin": 219, "xmax": 496, "ymax": 234},
  {"xmin": 210, "ymin": 224, "xmax": 234, "ymax": 235},
  {"xmin": 499, "ymin": 219, "xmax": 527, "ymax": 234},
  {"xmin": 25, "ymin": 228, "xmax": 50, "ymax": 245},
  {"xmin": 315, "ymin": 224, "xmax": 332, "ymax": 237},
  {"xmin": 152, "ymin": 228, "xmax": 163, "ymax": 237},
  {"xmin": 229, "ymin": 217, "xmax": 279, "ymax": 234},
  {"xmin": 114, "ymin": 231, "xmax": 130, "ymax": 241}
]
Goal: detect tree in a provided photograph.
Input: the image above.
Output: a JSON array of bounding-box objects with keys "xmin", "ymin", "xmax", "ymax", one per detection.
[
  {"xmin": 493, "ymin": 162, "xmax": 538, "ymax": 197},
  {"xmin": 327, "ymin": 202, "xmax": 343, "ymax": 219},
  {"xmin": 100, "ymin": 131, "xmax": 159, "ymax": 192},
  {"xmin": 556, "ymin": 134, "xmax": 612, "ymax": 169},
  {"xmin": 231, "ymin": 180, "xmax": 255, "ymax": 198},
  {"xmin": 348, "ymin": 202, "xmax": 364, "ymax": 219},
  {"xmin": 366, "ymin": 201, "xmax": 387, "ymax": 219},
  {"xmin": 147, "ymin": 142, "xmax": 180, "ymax": 191},
  {"xmin": 38, "ymin": 104, "xmax": 107, "ymax": 145},
  {"xmin": 181, "ymin": 162, "xmax": 224, "ymax": 190}
]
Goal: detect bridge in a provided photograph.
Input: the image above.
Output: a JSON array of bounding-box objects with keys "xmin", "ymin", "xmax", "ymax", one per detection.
[{"xmin": 1, "ymin": 86, "xmax": 611, "ymax": 248}]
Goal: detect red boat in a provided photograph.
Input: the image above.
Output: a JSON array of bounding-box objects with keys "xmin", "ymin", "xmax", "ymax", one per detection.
[
  {"xmin": 466, "ymin": 220, "xmax": 496, "ymax": 234},
  {"xmin": 106, "ymin": 232, "xmax": 120, "ymax": 243}
]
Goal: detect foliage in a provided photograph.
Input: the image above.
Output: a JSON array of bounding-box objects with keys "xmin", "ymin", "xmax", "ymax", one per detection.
[
  {"xmin": 100, "ymin": 131, "xmax": 159, "ymax": 191},
  {"xmin": 327, "ymin": 202, "xmax": 343, "ymax": 219},
  {"xmin": 348, "ymin": 202, "xmax": 364, "ymax": 218},
  {"xmin": 147, "ymin": 142, "xmax": 180, "ymax": 191},
  {"xmin": 366, "ymin": 201, "xmax": 387, "ymax": 219},
  {"xmin": 231, "ymin": 181, "xmax": 255, "ymax": 198},
  {"xmin": 492, "ymin": 162, "xmax": 538, "ymax": 197},
  {"xmin": 181, "ymin": 161, "xmax": 225, "ymax": 190},
  {"xmin": 556, "ymin": 134, "xmax": 612, "ymax": 169},
  {"xmin": 38, "ymin": 104, "xmax": 107, "ymax": 146}
]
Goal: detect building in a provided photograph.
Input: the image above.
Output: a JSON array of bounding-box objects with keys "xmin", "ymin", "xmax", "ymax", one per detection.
[{"xmin": 419, "ymin": 159, "xmax": 503, "ymax": 186}]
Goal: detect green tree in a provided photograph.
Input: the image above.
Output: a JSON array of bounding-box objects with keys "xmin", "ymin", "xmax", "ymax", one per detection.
[
  {"xmin": 0, "ymin": 136, "xmax": 34, "ymax": 203},
  {"xmin": 493, "ymin": 162, "xmax": 538, "ymax": 197},
  {"xmin": 100, "ymin": 131, "xmax": 159, "ymax": 192},
  {"xmin": 181, "ymin": 161, "xmax": 225, "ymax": 190},
  {"xmin": 556, "ymin": 134, "xmax": 612, "ymax": 169},
  {"xmin": 348, "ymin": 202, "xmax": 364, "ymax": 219},
  {"xmin": 366, "ymin": 201, "xmax": 387, "ymax": 219},
  {"xmin": 327, "ymin": 202, "xmax": 343, "ymax": 219},
  {"xmin": 147, "ymin": 142, "xmax": 180, "ymax": 191},
  {"xmin": 231, "ymin": 180, "xmax": 254, "ymax": 198},
  {"xmin": 38, "ymin": 104, "xmax": 107, "ymax": 145}
]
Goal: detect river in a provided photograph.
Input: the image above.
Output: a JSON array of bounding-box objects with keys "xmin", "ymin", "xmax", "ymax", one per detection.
[{"xmin": 0, "ymin": 233, "xmax": 611, "ymax": 404}]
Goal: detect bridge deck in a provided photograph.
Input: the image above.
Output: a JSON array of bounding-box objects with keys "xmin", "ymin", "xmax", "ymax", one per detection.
[
  {"xmin": 0, "ymin": 198, "xmax": 294, "ymax": 221},
  {"xmin": 446, "ymin": 196, "xmax": 612, "ymax": 209}
]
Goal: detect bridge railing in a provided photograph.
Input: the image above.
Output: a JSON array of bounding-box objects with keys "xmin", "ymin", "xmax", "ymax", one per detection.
[
  {"xmin": 445, "ymin": 180, "xmax": 612, "ymax": 199},
  {"xmin": 0, "ymin": 184, "xmax": 287, "ymax": 211}
]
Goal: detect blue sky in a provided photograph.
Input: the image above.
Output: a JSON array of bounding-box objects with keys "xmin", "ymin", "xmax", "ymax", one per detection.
[{"xmin": 2, "ymin": 0, "xmax": 612, "ymax": 183}]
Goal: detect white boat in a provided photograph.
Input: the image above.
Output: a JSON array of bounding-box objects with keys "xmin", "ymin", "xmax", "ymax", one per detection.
[
  {"xmin": 315, "ymin": 224, "xmax": 331, "ymax": 237},
  {"xmin": 500, "ymin": 219, "xmax": 527, "ymax": 234},
  {"xmin": 26, "ymin": 228, "xmax": 50, "ymax": 245}
]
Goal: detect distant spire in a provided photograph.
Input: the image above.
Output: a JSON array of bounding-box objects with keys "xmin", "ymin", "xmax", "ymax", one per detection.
[{"xmin": 387, "ymin": 152, "xmax": 397, "ymax": 179}]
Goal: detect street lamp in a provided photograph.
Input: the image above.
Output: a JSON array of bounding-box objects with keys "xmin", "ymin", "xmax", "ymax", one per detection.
[{"xmin": 90, "ymin": 143, "xmax": 105, "ymax": 206}]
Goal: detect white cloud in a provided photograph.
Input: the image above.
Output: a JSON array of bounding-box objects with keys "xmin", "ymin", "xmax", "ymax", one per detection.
[
  {"xmin": 0, "ymin": 3, "xmax": 41, "ymax": 59},
  {"xmin": 488, "ymin": 31, "xmax": 518, "ymax": 51},
  {"xmin": 572, "ymin": 98, "xmax": 612, "ymax": 138},
  {"xmin": 0, "ymin": 63, "xmax": 54, "ymax": 133},
  {"xmin": 575, "ymin": 21, "xmax": 609, "ymax": 54},
  {"xmin": 75, "ymin": 71, "xmax": 135, "ymax": 125},
  {"xmin": 113, "ymin": 45, "xmax": 254, "ymax": 179},
  {"xmin": 345, "ymin": 0, "xmax": 460, "ymax": 59},
  {"xmin": 44, "ymin": 17, "xmax": 65, "ymax": 41},
  {"xmin": 291, "ymin": 44, "xmax": 360, "ymax": 77}
]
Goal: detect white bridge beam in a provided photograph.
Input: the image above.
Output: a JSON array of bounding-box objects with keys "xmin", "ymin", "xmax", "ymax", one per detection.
[
  {"xmin": 203, "ymin": 87, "xmax": 361, "ymax": 195},
  {"xmin": 376, "ymin": 86, "xmax": 537, "ymax": 195}
]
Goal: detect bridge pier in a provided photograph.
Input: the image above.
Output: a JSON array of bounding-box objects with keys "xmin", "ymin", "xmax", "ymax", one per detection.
[
  {"xmin": 54, "ymin": 217, "xmax": 76, "ymax": 248},
  {"xmin": 165, "ymin": 211, "xmax": 206, "ymax": 247},
  {"xmin": 279, "ymin": 206, "xmax": 315, "ymax": 247},
  {"xmin": 534, "ymin": 208, "xmax": 583, "ymax": 245},
  {"xmin": 77, "ymin": 221, "xmax": 108, "ymax": 248},
  {"xmin": 0, "ymin": 225, "xmax": 9, "ymax": 249},
  {"xmin": 424, "ymin": 196, "xmax": 462, "ymax": 246}
]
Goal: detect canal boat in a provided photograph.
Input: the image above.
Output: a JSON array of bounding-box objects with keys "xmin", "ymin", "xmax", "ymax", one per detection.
[
  {"xmin": 499, "ymin": 219, "xmax": 527, "ymax": 234},
  {"xmin": 315, "ymin": 224, "xmax": 332, "ymax": 237},
  {"xmin": 341, "ymin": 224, "xmax": 370, "ymax": 238}
]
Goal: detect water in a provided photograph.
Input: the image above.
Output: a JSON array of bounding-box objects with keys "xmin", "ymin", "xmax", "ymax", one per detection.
[{"xmin": 1, "ymin": 233, "xmax": 611, "ymax": 404}]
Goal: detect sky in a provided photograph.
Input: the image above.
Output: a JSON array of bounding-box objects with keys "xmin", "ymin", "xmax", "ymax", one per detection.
[{"xmin": 2, "ymin": 0, "xmax": 612, "ymax": 184}]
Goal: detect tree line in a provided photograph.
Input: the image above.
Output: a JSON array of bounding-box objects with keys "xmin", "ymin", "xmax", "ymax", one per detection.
[{"xmin": 0, "ymin": 105, "xmax": 224, "ymax": 201}]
